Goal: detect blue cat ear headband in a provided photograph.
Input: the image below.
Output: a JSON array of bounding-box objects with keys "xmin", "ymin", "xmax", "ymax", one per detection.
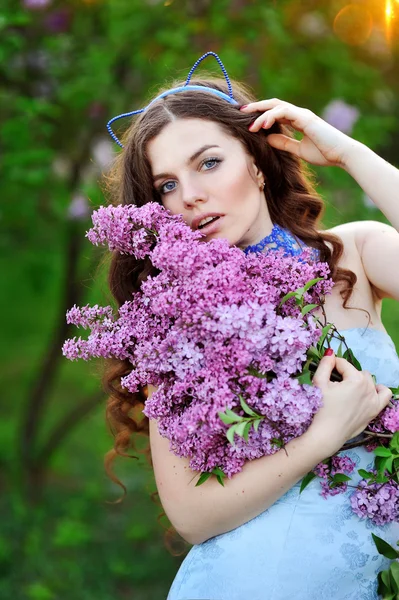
[{"xmin": 106, "ymin": 51, "xmax": 239, "ymax": 148}]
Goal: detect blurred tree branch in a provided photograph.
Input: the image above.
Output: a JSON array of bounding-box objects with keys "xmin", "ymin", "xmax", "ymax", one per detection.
[{"xmin": 36, "ymin": 390, "xmax": 104, "ymax": 467}]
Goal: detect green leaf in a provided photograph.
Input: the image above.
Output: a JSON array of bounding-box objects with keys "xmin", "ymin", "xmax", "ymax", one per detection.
[
  {"xmin": 296, "ymin": 370, "xmax": 313, "ymax": 385},
  {"xmin": 331, "ymin": 473, "xmax": 352, "ymax": 483},
  {"xmin": 226, "ymin": 424, "xmax": 238, "ymax": 445},
  {"xmin": 299, "ymin": 471, "xmax": 316, "ymax": 494},
  {"xmin": 375, "ymin": 474, "xmax": 390, "ymax": 484},
  {"xmin": 375, "ymin": 447, "xmax": 393, "ymax": 458},
  {"xmin": 379, "ymin": 456, "xmax": 394, "ymax": 475},
  {"xmin": 239, "ymin": 395, "xmax": 258, "ymax": 417},
  {"xmin": 377, "ymin": 570, "xmax": 390, "ymax": 597},
  {"xmin": 372, "ymin": 534, "xmax": 399, "ymax": 560},
  {"xmin": 317, "ymin": 324, "xmax": 334, "ymax": 349},
  {"xmin": 243, "ymin": 421, "xmax": 252, "ymax": 442},
  {"xmin": 234, "ymin": 421, "xmax": 248, "ymax": 438},
  {"xmin": 358, "ymin": 469, "xmax": 375, "ymax": 479},
  {"xmin": 389, "ymin": 562, "xmax": 399, "ymax": 594},
  {"xmin": 303, "ymin": 277, "xmax": 323, "ymax": 293},
  {"xmin": 211, "ymin": 467, "xmax": 226, "ymax": 478},
  {"xmin": 307, "ymin": 346, "xmax": 321, "ymax": 361},
  {"xmin": 216, "ymin": 475, "xmax": 225, "ymax": 486},
  {"xmin": 225, "ymin": 408, "xmax": 243, "ymax": 422},
  {"xmin": 195, "ymin": 472, "xmax": 212, "ymax": 487},
  {"xmin": 336, "ymin": 341, "xmax": 343, "ymax": 358},
  {"xmin": 390, "ymin": 562, "xmax": 399, "ymax": 593},
  {"xmin": 390, "ymin": 432, "xmax": 399, "ymax": 452},
  {"xmin": 211, "ymin": 467, "xmax": 226, "ymax": 487},
  {"xmin": 218, "ymin": 411, "xmax": 242, "ymax": 425},
  {"xmin": 254, "ymin": 419, "xmax": 262, "ymax": 432},
  {"xmin": 342, "ymin": 347, "xmax": 362, "ymax": 371},
  {"xmin": 301, "ymin": 303, "xmax": 318, "ymax": 316},
  {"xmin": 271, "ymin": 437, "xmax": 284, "ymax": 449},
  {"xmin": 279, "ymin": 290, "xmax": 297, "ymax": 307}
]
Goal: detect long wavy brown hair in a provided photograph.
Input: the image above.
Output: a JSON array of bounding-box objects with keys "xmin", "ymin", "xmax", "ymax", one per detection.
[{"xmin": 100, "ymin": 74, "xmax": 360, "ymax": 550}]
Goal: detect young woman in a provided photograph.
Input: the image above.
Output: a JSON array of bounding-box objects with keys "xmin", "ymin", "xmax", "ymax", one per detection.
[{"xmin": 103, "ymin": 70, "xmax": 399, "ymax": 599}]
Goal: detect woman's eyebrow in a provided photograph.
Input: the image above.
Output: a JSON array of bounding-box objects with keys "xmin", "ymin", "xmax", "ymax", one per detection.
[{"xmin": 153, "ymin": 144, "xmax": 221, "ymax": 182}]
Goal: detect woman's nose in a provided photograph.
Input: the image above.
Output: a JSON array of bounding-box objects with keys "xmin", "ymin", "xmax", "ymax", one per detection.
[{"xmin": 181, "ymin": 179, "xmax": 208, "ymax": 207}]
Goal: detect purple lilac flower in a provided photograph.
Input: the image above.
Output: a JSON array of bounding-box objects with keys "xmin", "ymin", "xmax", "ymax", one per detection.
[
  {"xmin": 365, "ymin": 400, "xmax": 399, "ymax": 450},
  {"xmin": 68, "ymin": 194, "xmax": 90, "ymax": 221},
  {"xmin": 314, "ymin": 455, "xmax": 356, "ymax": 499},
  {"xmin": 23, "ymin": 0, "xmax": 52, "ymax": 9},
  {"xmin": 322, "ymin": 99, "xmax": 360, "ymax": 135},
  {"xmin": 44, "ymin": 9, "xmax": 72, "ymax": 34},
  {"xmin": 351, "ymin": 479, "xmax": 399, "ymax": 525},
  {"xmin": 382, "ymin": 404, "xmax": 399, "ymax": 433}
]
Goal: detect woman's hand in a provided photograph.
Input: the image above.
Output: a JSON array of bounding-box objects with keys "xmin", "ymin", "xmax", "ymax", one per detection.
[
  {"xmin": 308, "ymin": 350, "xmax": 392, "ymax": 453},
  {"xmin": 240, "ymin": 99, "xmax": 359, "ymax": 169}
]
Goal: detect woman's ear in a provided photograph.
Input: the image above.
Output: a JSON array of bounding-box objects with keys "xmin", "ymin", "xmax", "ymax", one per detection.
[{"xmin": 251, "ymin": 161, "xmax": 265, "ymax": 190}]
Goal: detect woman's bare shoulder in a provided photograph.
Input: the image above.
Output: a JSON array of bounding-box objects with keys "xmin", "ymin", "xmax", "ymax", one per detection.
[
  {"xmin": 319, "ymin": 221, "xmax": 360, "ymax": 264},
  {"xmin": 324, "ymin": 219, "xmax": 392, "ymax": 251}
]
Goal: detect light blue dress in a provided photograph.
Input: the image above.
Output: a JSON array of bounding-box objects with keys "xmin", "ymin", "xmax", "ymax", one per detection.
[{"xmin": 167, "ymin": 328, "xmax": 399, "ymax": 600}]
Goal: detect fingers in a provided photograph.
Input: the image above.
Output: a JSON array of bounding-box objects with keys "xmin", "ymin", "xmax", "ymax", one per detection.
[
  {"xmin": 267, "ymin": 134, "xmax": 301, "ymax": 155},
  {"xmin": 376, "ymin": 384, "xmax": 393, "ymax": 410},
  {"xmin": 240, "ymin": 98, "xmax": 284, "ymax": 112},
  {"xmin": 312, "ymin": 353, "xmax": 337, "ymax": 387},
  {"xmin": 249, "ymin": 105, "xmax": 298, "ymax": 133},
  {"xmin": 332, "ymin": 356, "xmax": 363, "ymax": 381}
]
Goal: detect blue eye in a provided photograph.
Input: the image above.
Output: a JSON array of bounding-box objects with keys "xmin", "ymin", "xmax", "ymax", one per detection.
[
  {"xmin": 159, "ymin": 181, "xmax": 177, "ymax": 195},
  {"xmin": 202, "ymin": 157, "xmax": 221, "ymax": 170}
]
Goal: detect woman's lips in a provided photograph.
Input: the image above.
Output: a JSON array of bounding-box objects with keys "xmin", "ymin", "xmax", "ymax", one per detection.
[{"xmin": 198, "ymin": 216, "xmax": 224, "ymax": 236}]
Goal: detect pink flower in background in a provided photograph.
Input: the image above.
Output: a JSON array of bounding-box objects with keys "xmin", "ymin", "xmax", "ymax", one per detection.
[
  {"xmin": 44, "ymin": 9, "xmax": 72, "ymax": 33},
  {"xmin": 322, "ymin": 99, "xmax": 360, "ymax": 134},
  {"xmin": 68, "ymin": 194, "xmax": 90, "ymax": 221},
  {"xmin": 91, "ymin": 138, "xmax": 115, "ymax": 171},
  {"xmin": 23, "ymin": 0, "xmax": 52, "ymax": 9}
]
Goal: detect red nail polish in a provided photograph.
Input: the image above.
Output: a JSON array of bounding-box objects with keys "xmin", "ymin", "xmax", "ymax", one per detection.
[
  {"xmin": 240, "ymin": 105, "xmax": 248, "ymax": 110},
  {"xmin": 324, "ymin": 348, "xmax": 334, "ymax": 356},
  {"xmin": 248, "ymin": 124, "xmax": 254, "ymax": 130}
]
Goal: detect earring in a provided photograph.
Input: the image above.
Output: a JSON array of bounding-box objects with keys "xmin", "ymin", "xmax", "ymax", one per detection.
[{"xmin": 260, "ymin": 182, "xmax": 265, "ymax": 191}]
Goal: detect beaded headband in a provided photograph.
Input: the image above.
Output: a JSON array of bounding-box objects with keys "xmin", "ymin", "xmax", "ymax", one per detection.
[{"xmin": 106, "ymin": 51, "xmax": 239, "ymax": 148}]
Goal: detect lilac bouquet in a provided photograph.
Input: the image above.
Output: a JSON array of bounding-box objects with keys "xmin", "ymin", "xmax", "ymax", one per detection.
[{"xmin": 63, "ymin": 203, "xmax": 336, "ymax": 481}]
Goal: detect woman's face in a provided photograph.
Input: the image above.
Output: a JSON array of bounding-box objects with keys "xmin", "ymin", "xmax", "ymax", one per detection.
[{"xmin": 146, "ymin": 118, "xmax": 273, "ymax": 249}]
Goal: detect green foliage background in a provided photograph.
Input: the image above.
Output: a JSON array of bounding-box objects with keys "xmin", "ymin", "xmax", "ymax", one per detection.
[{"xmin": 2, "ymin": 0, "xmax": 399, "ymax": 598}]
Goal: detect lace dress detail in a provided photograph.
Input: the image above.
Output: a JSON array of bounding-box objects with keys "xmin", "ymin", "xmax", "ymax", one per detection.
[{"xmin": 243, "ymin": 223, "xmax": 320, "ymax": 261}]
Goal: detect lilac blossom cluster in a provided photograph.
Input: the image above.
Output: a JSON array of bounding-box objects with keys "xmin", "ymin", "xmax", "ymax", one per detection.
[
  {"xmin": 362, "ymin": 402, "xmax": 399, "ymax": 453},
  {"xmin": 313, "ymin": 455, "xmax": 356, "ymax": 498},
  {"xmin": 350, "ymin": 476, "xmax": 399, "ymax": 525},
  {"xmin": 63, "ymin": 202, "xmax": 335, "ymax": 478}
]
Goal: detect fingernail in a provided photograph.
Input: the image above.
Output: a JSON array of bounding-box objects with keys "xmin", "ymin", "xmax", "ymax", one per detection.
[
  {"xmin": 248, "ymin": 124, "xmax": 254, "ymax": 130},
  {"xmin": 240, "ymin": 105, "xmax": 248, "ymax": 110},
  {"xmin": 324, "ymin": 348, "xmax": 334, "ymax": 357}
]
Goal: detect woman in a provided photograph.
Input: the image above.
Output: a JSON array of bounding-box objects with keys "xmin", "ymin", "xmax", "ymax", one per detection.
[{"xmin": 103, "ymin": 68, "xmax": 399, "ymax": 599}]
